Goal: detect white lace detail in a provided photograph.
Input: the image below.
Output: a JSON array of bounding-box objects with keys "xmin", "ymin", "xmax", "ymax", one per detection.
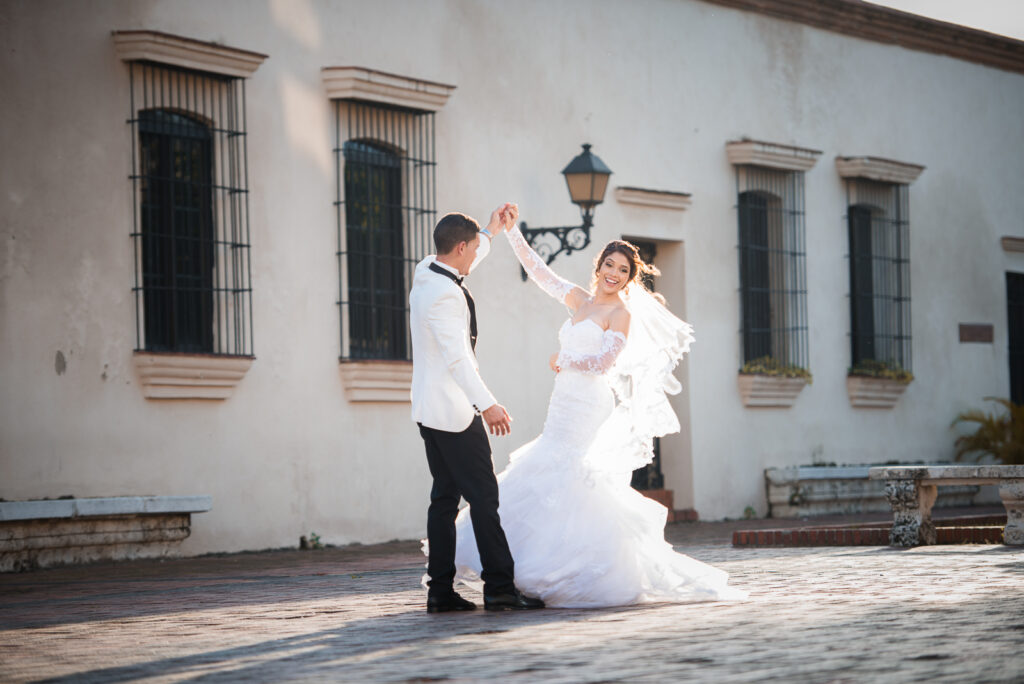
[
  {"xmin": 557, "ymin": 327, "xmax": 626, "ymax": 375},
  {"xmin": 505, "ymin": 224, "xmax": 576, "ymax": 304}
]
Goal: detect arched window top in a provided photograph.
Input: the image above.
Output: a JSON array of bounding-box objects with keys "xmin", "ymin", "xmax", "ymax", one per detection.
[
  {"xmin": 139, "ymin": 108, "xmax": 212, "ymax": 139},
  {"xmin": 850, "ymin": 202, "xmax": 887, "ymax": 218},
  {"xmin": 343, "ymin": 139, "xmax": 401, "ymax": 167},
  {"xmin": 739, "ymin": 189, "xmax": 780, "ymax": 203}
]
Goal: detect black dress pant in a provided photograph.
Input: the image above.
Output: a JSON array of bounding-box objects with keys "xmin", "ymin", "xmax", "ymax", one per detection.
[{"xmin": 419, "ymin": 415, "xmax": 515, "ymax": 596}]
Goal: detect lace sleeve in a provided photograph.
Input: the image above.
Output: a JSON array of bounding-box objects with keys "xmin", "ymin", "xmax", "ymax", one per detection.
[
  {"xmin": 505, "ymin": 224, "xmax": 577, "ymax": 304},
  {"xmin": 557, "ymin": 330, "xmax": 627, "ymax": 375}
]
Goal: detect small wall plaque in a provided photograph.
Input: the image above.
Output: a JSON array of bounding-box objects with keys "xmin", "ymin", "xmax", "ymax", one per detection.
[
  {"xmin": 959, "ymin": 324, "xmax": 994, "ymax": 343},
  {"xmin": 1001, "ymin": 236, "xmax": 1024, "ymax": 253}
]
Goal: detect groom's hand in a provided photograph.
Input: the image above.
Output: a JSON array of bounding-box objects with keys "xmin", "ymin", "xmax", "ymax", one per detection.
[
  {"xmin": 482, "ymin": 403, "xmax": 512, "ymax": 436},
  {"xmin": 486, "ymin": 204, "xmax": 512, "ymax": 236}
]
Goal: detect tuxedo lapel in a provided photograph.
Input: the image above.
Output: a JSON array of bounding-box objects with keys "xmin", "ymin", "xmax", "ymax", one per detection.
[{"xmin": 428, "ymin": 262, "xmax": 477, "ymax": 352}]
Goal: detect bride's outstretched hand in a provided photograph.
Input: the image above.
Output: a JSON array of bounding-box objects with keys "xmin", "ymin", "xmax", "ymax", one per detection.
[
  {"xmin": 503, "ymin": 203, "xmax": 519, "ymax": 231},
  {"xmin": 549, "ymin": 353, "xmax": 560, "ymax": 373}
]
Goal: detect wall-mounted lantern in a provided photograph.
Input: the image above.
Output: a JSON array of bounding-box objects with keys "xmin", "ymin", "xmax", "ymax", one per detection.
[{"xmin": 520, "ymin": 143, "xmax": 612, "ymax": 279}]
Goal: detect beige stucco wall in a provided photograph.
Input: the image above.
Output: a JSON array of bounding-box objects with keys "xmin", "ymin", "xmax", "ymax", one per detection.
[{"xmin": 2, "ymin": 0, "xmax": 1022, "ymax": 553}]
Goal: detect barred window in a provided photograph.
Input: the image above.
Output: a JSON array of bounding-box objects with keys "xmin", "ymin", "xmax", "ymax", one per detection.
[
  {"xmin": 846, "ymin": 179, "xmax": 911, "ymax": 373},
  {"xmin": 736, "ymin": 166, "xmax": 809, "ymax": 370},
  {"xmin": 335, "ymin": 101, "xmax": 436, "ymax": 361},
  {"xmin": 128, "ymin": 62, "xmax": 254, "ymax": 356}
]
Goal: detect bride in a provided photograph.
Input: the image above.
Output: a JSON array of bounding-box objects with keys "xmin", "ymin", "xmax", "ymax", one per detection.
[{"xmin": 445, "ymin": 205, "xmax": 747, "ymax": 608}]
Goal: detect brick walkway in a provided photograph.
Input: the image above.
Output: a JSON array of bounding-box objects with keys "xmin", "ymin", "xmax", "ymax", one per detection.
[{"xmin": 1, "ymin": 519, "xmax": 1023, "ymax": 683}]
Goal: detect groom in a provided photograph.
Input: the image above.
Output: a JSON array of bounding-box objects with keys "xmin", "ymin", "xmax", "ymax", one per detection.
[{"xmin": 410, "ymin": 204, "xmax": 544, "ymax": 613}]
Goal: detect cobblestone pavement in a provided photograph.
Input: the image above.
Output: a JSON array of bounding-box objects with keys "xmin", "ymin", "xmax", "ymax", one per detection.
[{"xmin": 1, "ymin": 519, "xmax": 1023, "ymax": 683}]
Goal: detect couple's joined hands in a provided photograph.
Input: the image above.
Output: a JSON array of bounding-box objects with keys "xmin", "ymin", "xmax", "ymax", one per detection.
[{"xmin": 486, "ymin": 203, "xmax": 519, "ymax": 237}]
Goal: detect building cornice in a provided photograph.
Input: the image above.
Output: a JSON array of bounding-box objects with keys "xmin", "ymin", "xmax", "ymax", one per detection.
[
  {"xmin": 726, "ymin": 139, "xmax": 822, "ymax": 171},
  {"xmin": 615, "ymin": 187, "xmax": 693, "ymax": 211},
  {"xmin": 112, "ymin": 30, "xmax": 267, "ymax": 79},
  {"xmin": 322, "ymin": 66, "xmax": 456, "ymax": 112},
  {"xmin": 835, "ymin": 156, "xmax": 925, "ymax": 184},
  {"xmin": 698, "ymin": 0, "xmax": 1024, "ymax": 76}
]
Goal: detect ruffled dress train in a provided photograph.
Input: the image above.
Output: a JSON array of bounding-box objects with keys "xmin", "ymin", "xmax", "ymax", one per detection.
[{"xmin": 449, "ymin": 321, "xmax": 747, "ymax": 608}]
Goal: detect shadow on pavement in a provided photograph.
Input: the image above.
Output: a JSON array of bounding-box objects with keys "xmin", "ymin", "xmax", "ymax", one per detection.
[
  {"xmin": 33, "ymin": 603, "xmax": 619, "ymax": 683},
  {"xmin": 32, "ymin": 592, "xmax": 1024, "ymax": 683}
]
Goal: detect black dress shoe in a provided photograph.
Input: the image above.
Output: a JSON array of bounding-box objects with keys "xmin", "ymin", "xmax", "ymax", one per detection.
[
  {"xmin": 426, "ymin": 591, "xmax": 477, "ymax": 613},
  {"xmin": 483, "ymin": 588, "xmax": 545, "ymax": 611}
]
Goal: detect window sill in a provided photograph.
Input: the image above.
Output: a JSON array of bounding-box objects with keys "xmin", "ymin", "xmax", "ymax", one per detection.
[
  {"xmin": 133, "ymin": 352, "xmax": 254, "ymax": 400},
  {"xmin": 339, "ymin": 360, "xmax": 412, "ymax": 403},
  {"xmin": 737, "ymin": 374, "xmax": 808, "ymax": 408},
  {"xmin": 847, "ymin": 375, "xmax": 910, "ymax": 409}
]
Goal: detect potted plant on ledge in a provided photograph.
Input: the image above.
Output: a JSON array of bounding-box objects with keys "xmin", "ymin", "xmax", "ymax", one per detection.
[
  {"xmin": 847, "ymin": 359, "xmax": 913, "ymax": 409},
  {"xmin": 737, "ymin": 356, "xmax": 812, "ymax": 408}
]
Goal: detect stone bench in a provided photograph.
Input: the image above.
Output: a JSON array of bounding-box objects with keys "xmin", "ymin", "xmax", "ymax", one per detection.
[
  {"xmin": 0, "ymin": 495, "xmax": 212, "ymax": 572},
  {"xmin": 765, "ymin": 465, "xmax": 979, "ymax": 517},
  {"xmin": 868, "ymin": 466, "xmax": 1023, "ymax": 547}
]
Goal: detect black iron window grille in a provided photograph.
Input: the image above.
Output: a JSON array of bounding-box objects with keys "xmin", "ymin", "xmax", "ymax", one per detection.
[
  {"xmin": 845, "ymin": 179, "xmax": 911, "ymax": 373},
  {"xmin": 335, "ymin": 100, "xmax": 436, "ymax": 361},
  {"xmin": 128, "ymin": 62, "xmax": 254, "ymax": 356},
  {"xmin": 736, "ymin": 166, "xmax": 809, "ymax": 370}
]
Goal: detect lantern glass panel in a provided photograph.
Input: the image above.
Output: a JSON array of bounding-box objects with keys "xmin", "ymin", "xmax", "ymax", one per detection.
[
  {"xmin": 589, "ymin": 173, "xmax": 610, "ymax": 206},
  {"xmin": 564, "ymin": 171, "xmax": 610, "ymax": 207},
  {"xmin": 564, "ymin": 172, "xmax": 593, "ymax": 205}
]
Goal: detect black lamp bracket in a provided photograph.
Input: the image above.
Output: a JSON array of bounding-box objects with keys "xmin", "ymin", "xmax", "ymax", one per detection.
[{"xmin": 518, "ymin": 212, "xmax": 594, "ymax": 282}]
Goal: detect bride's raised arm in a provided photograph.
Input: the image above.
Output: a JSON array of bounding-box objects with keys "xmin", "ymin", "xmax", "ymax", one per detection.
[{"xmin": 505, "ymin": 223, "xmax": 589, "ymax": 310}]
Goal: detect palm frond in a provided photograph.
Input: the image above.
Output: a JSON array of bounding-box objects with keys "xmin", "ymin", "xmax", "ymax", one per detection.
[{"xmin": 951, "ymin": 397, "xmax": 1024, "ymax": 464}]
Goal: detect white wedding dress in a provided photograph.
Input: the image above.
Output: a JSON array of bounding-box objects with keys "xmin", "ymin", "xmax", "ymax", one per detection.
[{"xmin": 444, "ymin": 226, "xmax": 747, "ymax": 608}]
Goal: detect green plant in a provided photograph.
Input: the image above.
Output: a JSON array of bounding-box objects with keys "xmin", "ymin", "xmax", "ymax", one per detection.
[
  {"xmin": 739, "ymin": 356, "xmax": 812, "ymax": 383},
  {"xmin": 308, "ymin": 532, "xmax": 324, "ymax": 550},
  {"xmin": 951, "ymin": 397, "xmax": 1024, "ymax": 465},
  {"xmin": 848, "ymin": 359, "xmax": 913, "ymax": 383}
]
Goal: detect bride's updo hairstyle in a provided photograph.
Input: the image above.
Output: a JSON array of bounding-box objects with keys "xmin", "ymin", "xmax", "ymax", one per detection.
[{"xmin": 591, "ymin": 240, "xmax": 660, "ymax": 293}]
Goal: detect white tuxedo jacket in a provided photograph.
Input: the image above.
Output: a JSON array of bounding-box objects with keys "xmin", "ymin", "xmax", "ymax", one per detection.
[{"xmin": 409, "ymin": 236, "xmax": 496, "ymax": 432}]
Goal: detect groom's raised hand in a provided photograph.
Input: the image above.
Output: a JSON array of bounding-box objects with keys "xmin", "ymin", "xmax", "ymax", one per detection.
[
  {"xmin": 485, "ymin": 203, "xmax": 512, "ymax": 237},
  {"xmin": 482, "ymin": 403, "xmax": 513, "ymax": 436}
]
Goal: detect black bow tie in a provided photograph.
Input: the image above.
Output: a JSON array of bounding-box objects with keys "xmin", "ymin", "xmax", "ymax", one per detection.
[{"xmin": 429, "ymin": 262, "xmax": 477, "ymax": 352}]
